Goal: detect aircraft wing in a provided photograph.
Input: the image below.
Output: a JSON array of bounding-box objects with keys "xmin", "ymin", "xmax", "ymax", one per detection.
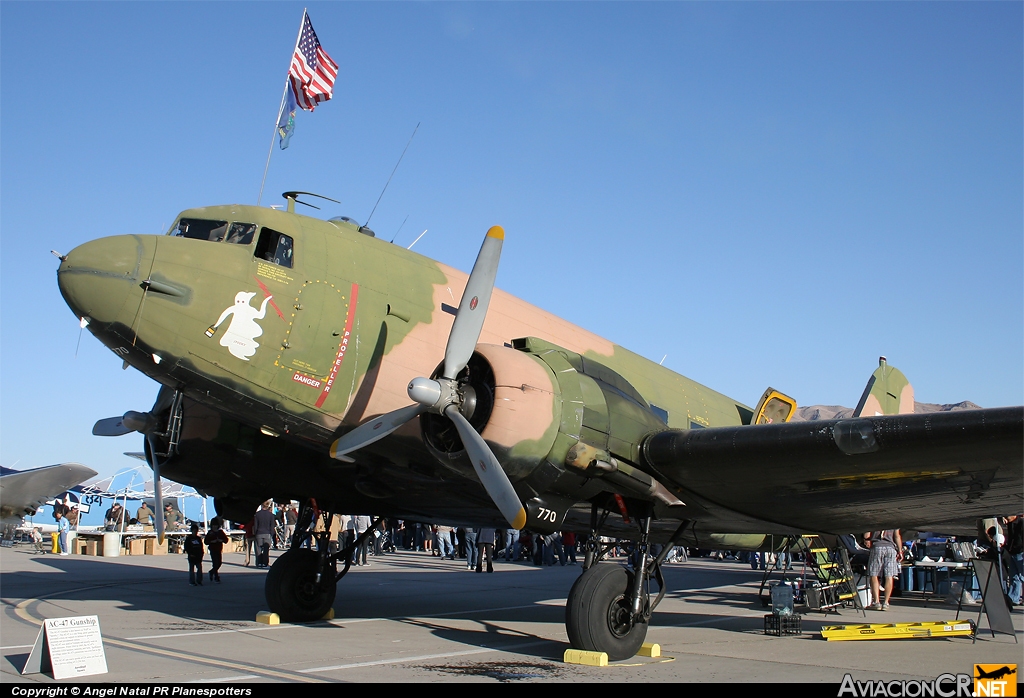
[
  {"xmin": 0, "ymin": 463, "xmax": 98, "ymax": 523},
  {"xmin": 641, "ymin": 407, "xmax": 1022, "ymax": 537}
]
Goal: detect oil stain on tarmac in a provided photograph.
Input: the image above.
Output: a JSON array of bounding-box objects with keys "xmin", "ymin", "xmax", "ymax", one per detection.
[{"xmin": 421, "ymin": 660, "xmax": 564, "ymax": 682}]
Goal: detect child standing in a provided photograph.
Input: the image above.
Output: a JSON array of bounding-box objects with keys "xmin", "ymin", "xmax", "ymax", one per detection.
[
  {"xmin": 184, "ymin": 522, "xmax": 205, "ymax": 586},
  {"xmin": 205, "ymin": 518, "xmax": 229, "ymax": 583},
  {"xmin": 31, "ymin": 527, "xmax": 46, "ymax": 554}
]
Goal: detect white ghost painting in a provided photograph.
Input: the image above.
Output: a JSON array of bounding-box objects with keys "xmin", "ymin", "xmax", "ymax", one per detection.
[{"xmin": 208, "ymin": 291, "xmax": 272, "ymax": 360}]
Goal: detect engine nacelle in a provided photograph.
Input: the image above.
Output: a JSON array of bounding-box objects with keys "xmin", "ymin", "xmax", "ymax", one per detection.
[{"xmin": 422, "ymin": 337, "xmax": 670, "ymax": 531}]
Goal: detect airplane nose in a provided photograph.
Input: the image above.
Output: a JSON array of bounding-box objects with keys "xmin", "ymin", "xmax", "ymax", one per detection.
[{"xmin": 57, "ymin": 235, "xmax": 153, "ymax": 325}]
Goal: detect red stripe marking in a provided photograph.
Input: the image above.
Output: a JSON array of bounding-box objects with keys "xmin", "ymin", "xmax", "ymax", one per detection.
[
  {"xmin": 253, "ymin": 277, "xmax": 285, "ymax": 320},
  {"xmin": 314, "ymin": 283, "xmax": 359, "ymax": 409}
]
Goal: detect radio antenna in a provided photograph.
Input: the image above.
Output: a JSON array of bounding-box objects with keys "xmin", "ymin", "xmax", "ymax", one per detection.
[
  {"xmin": 407, "ymin": 229, "xmax": 428, "ymax": 250},
  {"xmin": 365, "ymin": 122, "xmax": 419, "ymax": 228},
  {"xmin": 389, "ymin": 214, "xmax": 410, "ymax": 244}
]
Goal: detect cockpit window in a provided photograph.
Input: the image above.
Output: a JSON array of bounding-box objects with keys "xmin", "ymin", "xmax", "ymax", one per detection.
[
  {"xmin": 255, "ymin": 228, "xmax": 294, "ymax": 268},
  {"xmin": 173, "ymin": 218, "xmax": 229, "ymax": 242},
  {"xmin": 226, "ymin": 223, "xmax": 257, "ymax": 245}
]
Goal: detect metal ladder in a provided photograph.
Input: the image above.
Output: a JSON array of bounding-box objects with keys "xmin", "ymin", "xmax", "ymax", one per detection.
[{"xmin": 799, "ymin": 535, "xmax": 865, "ymax": 616}]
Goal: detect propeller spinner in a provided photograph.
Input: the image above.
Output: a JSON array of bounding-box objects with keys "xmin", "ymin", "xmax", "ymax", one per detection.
[
  {"xmin": 330, "ymin": 226, "xmax": 527, "ymax": 530},
  {"xmin": 93, "ymin": 396, "xmax": 170, "ymax": 543}
]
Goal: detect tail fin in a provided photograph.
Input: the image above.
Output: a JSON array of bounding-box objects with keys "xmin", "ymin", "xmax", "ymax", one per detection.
[{"xmin": 853, "ymin": 356, "xmax": 914, "ymax": 417}]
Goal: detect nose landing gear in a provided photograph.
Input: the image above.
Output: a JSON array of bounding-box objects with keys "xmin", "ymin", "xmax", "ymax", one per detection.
[
  {"xmin": 264, "ymin": 500, "xmax": 379, "ymax": 623},
  {"xmin": 265, "ymin": 548, "xmax": 337, "ymax": 622}
]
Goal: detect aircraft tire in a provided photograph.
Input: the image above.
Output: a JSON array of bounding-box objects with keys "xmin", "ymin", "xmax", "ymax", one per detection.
[
  {"xmin": 565, "ymin": 563, "xmax": 648, "ymax": 661},
  {"xmin": 265, "ymin": 549, "xmax": 336, "ymax": 622}
]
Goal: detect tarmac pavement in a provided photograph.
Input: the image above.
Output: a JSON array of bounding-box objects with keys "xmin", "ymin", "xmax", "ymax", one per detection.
[{"xmin": 2, "ymin": 545, "xmax": 1020, "ymax": 683}]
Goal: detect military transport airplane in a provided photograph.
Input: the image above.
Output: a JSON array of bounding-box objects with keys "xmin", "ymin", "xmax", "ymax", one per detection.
[{"xmin": 56, "ymin": 192, "xmax": 1022, "ymax": 659}]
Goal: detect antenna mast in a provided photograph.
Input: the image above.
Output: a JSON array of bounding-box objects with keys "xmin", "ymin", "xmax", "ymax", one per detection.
[{"xmin": 365, "ymin": 122, "xmax": 420, "ymax": 228}]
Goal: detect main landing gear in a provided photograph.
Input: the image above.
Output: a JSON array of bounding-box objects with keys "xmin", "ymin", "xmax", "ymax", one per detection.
[
  {"xmin": 565, "ymin": 501, "xmax": 688, "ymax": 660},
  {"xmin": 264, "ymin": 500, "xmax": 378, "ymax": 622},
  {"xmin": 265, "ymin": 548, "xmax": 336, "ymax": 621}
]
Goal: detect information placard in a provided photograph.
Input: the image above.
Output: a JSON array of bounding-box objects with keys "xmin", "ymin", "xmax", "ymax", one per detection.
[{"xmin": 22, "ymin": 614, "xmax": 108, "ymax": 679}]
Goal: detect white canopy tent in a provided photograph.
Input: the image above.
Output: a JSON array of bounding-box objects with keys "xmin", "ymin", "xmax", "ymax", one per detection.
[{"xmin": 77, "ymin": 465, "xmax": 209, "ymax": 532}]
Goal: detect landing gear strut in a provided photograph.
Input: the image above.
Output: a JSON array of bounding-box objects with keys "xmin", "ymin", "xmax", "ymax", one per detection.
[
  {"xmin": 264, "ymin": 501, "xmax": 379, "ymax": 622},
  {"xmin": 265, "ymin": 548, "xmax": 336, "ymax": 621},
  {"xmin": 565, "ymin": 501, "xmax": 688, "ymax": 660},
  {"xmin": 566, "ymin": 563, "xmax": 650, "ymax": 660}
]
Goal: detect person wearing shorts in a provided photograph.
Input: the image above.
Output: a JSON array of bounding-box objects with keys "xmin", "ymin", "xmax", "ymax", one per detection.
[{"xmin": 865, "ymin": 529, "xmax": 902, "ymax": 610}]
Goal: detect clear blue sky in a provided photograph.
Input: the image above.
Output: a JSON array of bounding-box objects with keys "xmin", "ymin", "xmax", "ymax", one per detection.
[{"xmin": 2, "ymin": 2, "xmax": 1021, "ymax": 480}]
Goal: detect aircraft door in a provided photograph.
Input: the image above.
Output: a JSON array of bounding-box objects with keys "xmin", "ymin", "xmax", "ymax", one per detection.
[
  {"xmin": 272, "ymin": 278, "xmax": 357, "ymax": 411},
  {"xmin": 751, "ymin": 388, "xmax": 797, "ymax": 425}
]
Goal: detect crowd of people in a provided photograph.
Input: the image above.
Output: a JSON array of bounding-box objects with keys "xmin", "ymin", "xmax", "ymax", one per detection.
[
  {"xmin": 43, "ymin": 496, "xmax": 1024, "ymax": 607},
  {"xmin": 375, "ymin": 523, "xmax": 586, "ymax": 571}
]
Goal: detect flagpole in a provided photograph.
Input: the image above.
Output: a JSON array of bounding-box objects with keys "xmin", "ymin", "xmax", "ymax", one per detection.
[{"xmin": 257, "ymin": 9, "xmax": 307, "ymax": 207}]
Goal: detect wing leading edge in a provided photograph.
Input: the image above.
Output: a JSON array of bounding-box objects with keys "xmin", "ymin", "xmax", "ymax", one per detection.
[
  {"xmin": 641, "ymin": 407, "xmax": 1023, "ymax": 536},
  {"xmin": 0, "ymin": 463, "xmax": 99, "ymax": 523}
]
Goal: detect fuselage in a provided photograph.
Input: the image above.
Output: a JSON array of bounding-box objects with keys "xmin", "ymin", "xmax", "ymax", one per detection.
[
  {"xmin": 56, "ymin": 204, "xmax": 756, "ymax": 530},
  {"xmin": 58, "ymin": 205, "xmax": 751, "ymax": 443},
  {"xmin": 55, "ymin": 203, "xmax": 1024, "ymax": 538}
]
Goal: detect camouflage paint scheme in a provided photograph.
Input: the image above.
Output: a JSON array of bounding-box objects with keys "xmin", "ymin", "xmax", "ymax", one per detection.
[
  {"xmin": 57, "ymin": 203, "xmax": 1023, "ymax": 540},
  {"xmin": 57, "ymin": 204, "xmax": 749, "ymax": 528},
  {"xmin": 853, "ymin": 357, "xmax": 915, "ymax": 418}
]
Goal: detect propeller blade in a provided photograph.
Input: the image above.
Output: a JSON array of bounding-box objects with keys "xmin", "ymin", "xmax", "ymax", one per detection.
[
  {"xmin": 147, "ymin": 437, "xmax": 165, "ymax": 544},
  {"xmin": 443, "ymin": 226, "xmax": 504, "ymax": 380},
  {"xmin": 329, "ymin": 404, "xmax": 426, "ymax": 461},
  {"xmin": 444, "ymin": 406, "xmax": 526, "ymax": 530},
  {"xmin": 92, "ymin": 417, "xmax": 133, "ymax": 437}
]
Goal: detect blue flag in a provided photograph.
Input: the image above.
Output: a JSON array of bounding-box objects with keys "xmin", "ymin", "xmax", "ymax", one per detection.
[{"xmin": 277, "ymin": 86, "xmax": 297, "ymax": 149}]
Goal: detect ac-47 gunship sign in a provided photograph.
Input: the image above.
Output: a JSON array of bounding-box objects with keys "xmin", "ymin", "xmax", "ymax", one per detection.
[{"xmin": 58, "ymin": 192, "xmax": 1022, "ymax": 659}]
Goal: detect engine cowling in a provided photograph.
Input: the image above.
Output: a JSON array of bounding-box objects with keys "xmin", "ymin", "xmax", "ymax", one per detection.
[
  {"xmin": 421, "ymin": 337, "xmax": 671, "ymax": 531},
  {"xmin": 421, "ymin": 343, "xmax": 562, "ymax": 483}
]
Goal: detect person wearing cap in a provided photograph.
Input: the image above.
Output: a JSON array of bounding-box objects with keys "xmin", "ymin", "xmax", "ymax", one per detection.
[
  {"xmin": 105, "ymin": 502, "xmax": 125, "ymax": 531},
  {"xmin": 164, "ymin": 503, "xmax": 183, "ymax": 531}
]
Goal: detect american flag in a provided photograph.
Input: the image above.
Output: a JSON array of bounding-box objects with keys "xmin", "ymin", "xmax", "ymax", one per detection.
[{"xmin": 288, "ymin": 12, "xmax": 338, "ymax": 112}]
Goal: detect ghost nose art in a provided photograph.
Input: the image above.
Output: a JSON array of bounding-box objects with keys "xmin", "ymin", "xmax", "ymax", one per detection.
[{"xmin": 57, "ymin": 234, "xmax": 154, "ymax": 331}]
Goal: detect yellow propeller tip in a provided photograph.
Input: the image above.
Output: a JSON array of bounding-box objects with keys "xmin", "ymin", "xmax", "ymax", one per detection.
[
  {"xmin": 512, "ymin": 508, "xmax": 527, "ymax": 531},
  {"xmin": 329, "ymin": 441, "xmax": 338, "ymax": 459},
  {"xmin": 487, "ymin": 225, "xmax": 504, "ymax": 240}
]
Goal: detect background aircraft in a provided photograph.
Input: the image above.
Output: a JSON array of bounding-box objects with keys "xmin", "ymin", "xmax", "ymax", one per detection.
[{"xmin": 0, "ymin": 463, "xmax": 98, "ymax": 525}]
